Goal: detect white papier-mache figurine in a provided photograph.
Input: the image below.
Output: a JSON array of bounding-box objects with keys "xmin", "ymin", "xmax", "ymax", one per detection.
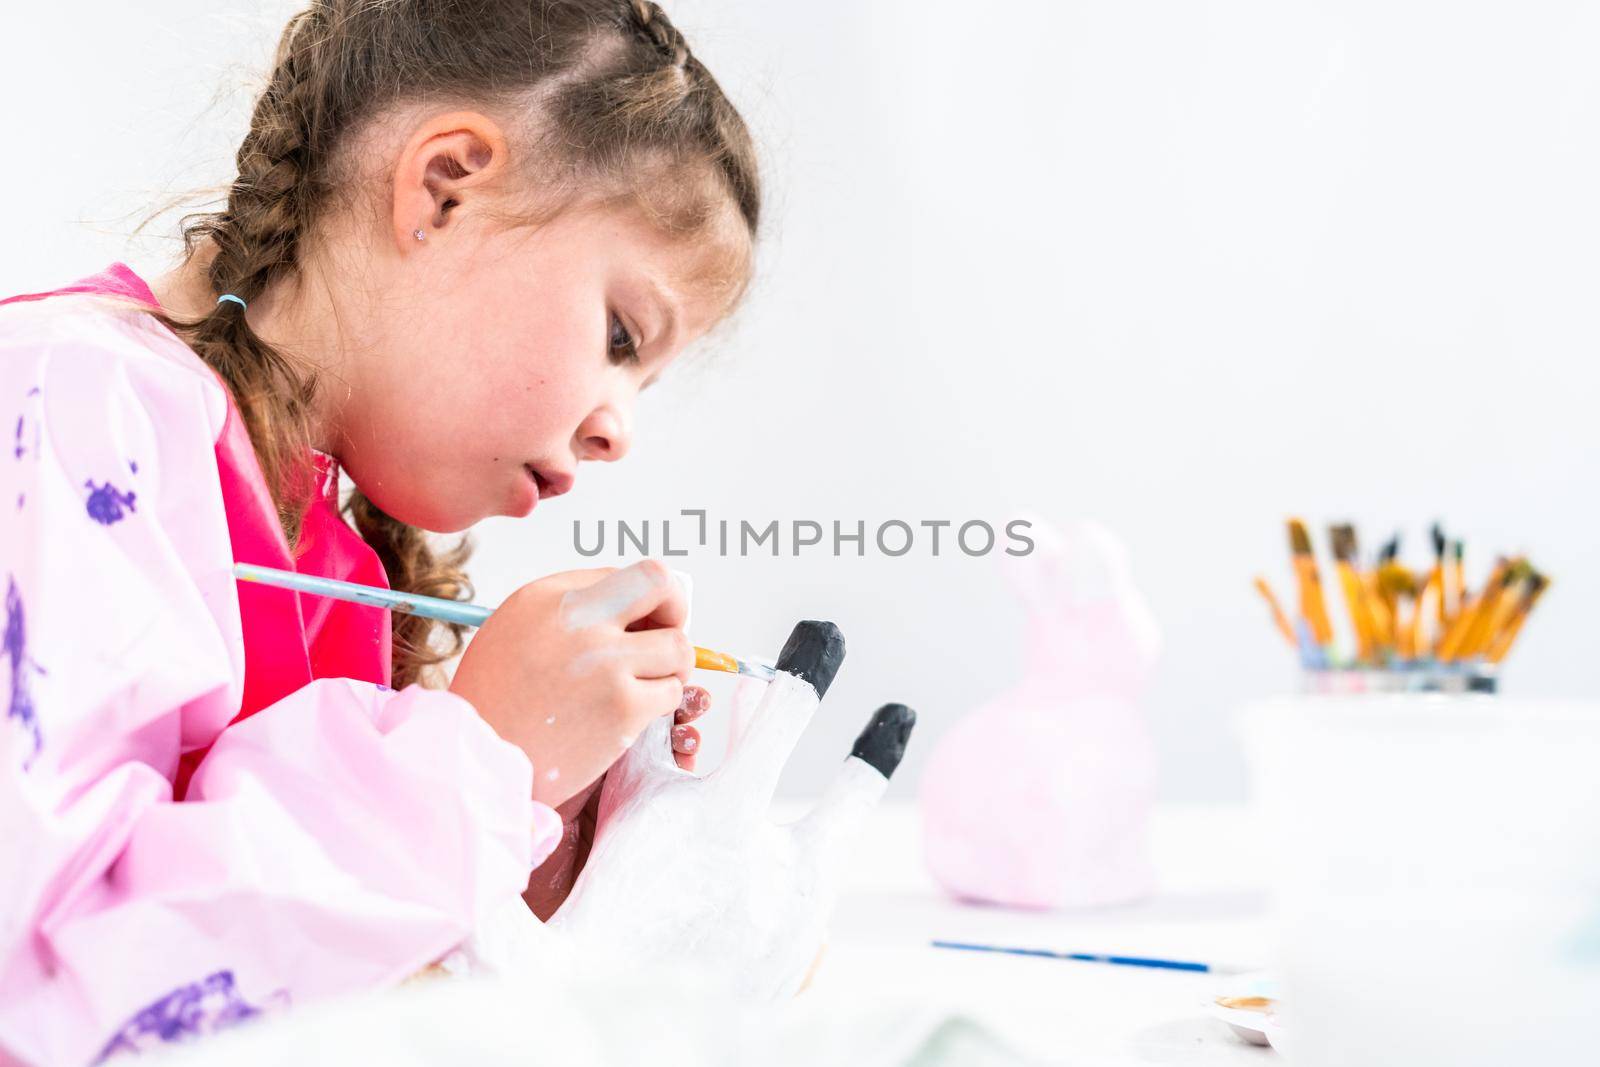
[
  {"xmin": 458, "ymin": 581, "xmax": 916, "ymax": 1003},
  {"xmin": 919, "ymin": 517, "xmax": 1161, "ymax": 909}
]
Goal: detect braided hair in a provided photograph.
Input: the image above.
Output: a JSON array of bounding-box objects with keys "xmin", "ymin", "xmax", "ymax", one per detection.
[{"xmin": 143, "ymin": 0, "xmax": 760, "ymax": 688}]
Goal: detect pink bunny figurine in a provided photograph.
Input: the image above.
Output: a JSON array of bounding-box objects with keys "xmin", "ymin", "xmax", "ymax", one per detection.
[{"xmin": 920, "ymin": 516, "xmax": 1161, "ymax": 909}]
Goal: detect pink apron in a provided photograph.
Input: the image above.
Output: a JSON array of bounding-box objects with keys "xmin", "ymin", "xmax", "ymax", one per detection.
[{"xmin": 0, "ymin": 263, "xmax": 393, "ymax": 797}]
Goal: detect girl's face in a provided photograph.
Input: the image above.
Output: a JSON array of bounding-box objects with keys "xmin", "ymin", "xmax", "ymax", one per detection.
[
  {"xmin": 262, "ymin": 109, "xmax": 751, "ymax": 534},
  {"xmin": 333, "ymin": 194, "xmax": 747, "ymax": 533}
]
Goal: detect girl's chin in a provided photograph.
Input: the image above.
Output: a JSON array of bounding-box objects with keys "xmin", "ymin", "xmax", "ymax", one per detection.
[
  {"xmin": 370, "ymin": 494, "xmax": 485, "ymax": 535},
  {"xmin": 357, "ymin": 474, "xmax": 526, "ymax": 532}
]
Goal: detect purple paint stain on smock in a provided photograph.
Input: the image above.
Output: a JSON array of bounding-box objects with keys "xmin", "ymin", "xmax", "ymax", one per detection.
[
  {"xmin": 85, "ymin": 480, "xmax": 137, "ymax": 525},
  {"xmin": 93, "ymin": 970, "xmax": 271, "ymax": 1062},
  {"xmin": 4, "ymin": 576, "xmax": 42, "ymax": 766},
  {"xmin": 14, "ymin": 389, "xmax": 41, "ymax": 460}
]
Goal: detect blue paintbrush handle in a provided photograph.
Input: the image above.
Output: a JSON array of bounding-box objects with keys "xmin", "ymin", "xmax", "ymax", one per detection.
[
  {"xmin": 234, "ymin": 562, "xmax": 779, "ymax": 680},
  {"xmin": 931, "ymin": 940, "xmax": 1215, "ymax": 973},
  {"xmin": 233, "ymin": 563, "xmax": 493, "ymax": 627}
]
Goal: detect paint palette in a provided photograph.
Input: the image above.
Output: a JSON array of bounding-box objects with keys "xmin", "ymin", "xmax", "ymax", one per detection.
[{"xmin": 1207, "ymin": 971, "xmax": 1286, "ymax": 1051}]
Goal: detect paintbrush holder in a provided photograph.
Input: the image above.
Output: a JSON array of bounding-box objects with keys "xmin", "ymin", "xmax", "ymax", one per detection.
[
  {"xmin": 1237, "ymin": 695, "xmax": 1600, "ymax": 1066},
  {"xmin": 1299, "ymin": 665, "xmax": 1498, "ymax": 695},
  {"xmin": 920, "ymin": 517, "xmax": 1161, "ymax": 909}
]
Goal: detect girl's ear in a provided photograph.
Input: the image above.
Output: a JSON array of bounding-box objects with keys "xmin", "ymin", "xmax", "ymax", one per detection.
[{"xmin": 390, "ymin": 110, "xmax": 511, "ymax": 249}]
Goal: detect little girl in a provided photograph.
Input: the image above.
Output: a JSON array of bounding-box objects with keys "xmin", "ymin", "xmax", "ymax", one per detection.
[{"xmin": 0, "ymin": 1, "xmax": 758, "ymax": 1062}]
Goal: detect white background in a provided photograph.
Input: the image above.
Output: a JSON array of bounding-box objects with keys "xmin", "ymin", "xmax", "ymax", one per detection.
[{"xmin": 6, "ymin": 1, "xmax": 1597, "ymax": 800}]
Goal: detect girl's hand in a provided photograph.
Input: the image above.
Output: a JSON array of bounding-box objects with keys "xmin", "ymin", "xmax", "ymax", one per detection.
[
  {"xmin": 522, "ymin": 685, "xmax": 711, "ymax": 920},
  {"xmin": 450, "ymin": 559, "xmax": 693, "ymax": 807}
]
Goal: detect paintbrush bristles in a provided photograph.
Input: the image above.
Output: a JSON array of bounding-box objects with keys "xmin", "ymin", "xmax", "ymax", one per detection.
[
  {"xmin": 1287, "ymin": 519, "xmax": 1313, "ymax": 556},
  {"xmin": 1328, "ymin": 523, "xmax": 1358, "ymax": 563},
  {"xmin": 1377, "ymin": 563, "xmax": 1416, "ymax": 598}
]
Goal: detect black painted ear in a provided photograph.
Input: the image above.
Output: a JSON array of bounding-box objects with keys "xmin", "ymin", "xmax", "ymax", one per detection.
[
  {"xmin": 850, "ymin": 703, "xmax": 916, "ymax": 777},
  {"xmin": 774, "ymin": 620, "xmax": 846, "ymax": 698}
]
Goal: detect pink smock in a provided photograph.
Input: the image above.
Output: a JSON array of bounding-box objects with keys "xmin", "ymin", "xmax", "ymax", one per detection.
[{"xmin": 0, "ymin": 264, "xmax": 562, "ymax": 1066}]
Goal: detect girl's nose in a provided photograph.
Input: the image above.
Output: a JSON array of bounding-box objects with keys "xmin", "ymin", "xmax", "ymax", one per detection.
[{"xmin": 576, "ymin": 406, "xmax": 632, "ymax": 463}]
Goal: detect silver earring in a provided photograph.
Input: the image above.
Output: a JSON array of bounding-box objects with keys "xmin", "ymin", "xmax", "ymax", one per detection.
[{"xmin": 412, "ymin": 229, "xmax": 426, "ymax": 241}]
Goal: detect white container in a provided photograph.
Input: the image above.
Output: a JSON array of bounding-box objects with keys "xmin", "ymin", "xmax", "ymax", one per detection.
[{"xmin": 1237, "ymin": 695, "xmax": 1600, "ymax": 1066}]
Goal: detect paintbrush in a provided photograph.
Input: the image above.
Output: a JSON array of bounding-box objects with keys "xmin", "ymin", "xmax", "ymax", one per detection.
[
  {"xmin": 1431, "ymin": 523, "xmax": 1449, "ymax": 626},
  {"xmin": 233, "ymin": 562, "xmax": 778, "ymax": 680},
  {"xmin": 930, "ymin": 940, "xmax": 1249, "ymax": 975},
  {"xmin": 1379, "ymin": 534, "xmax": 1424, "ymax": 659},
  {"xmin": 1456, "ymin": 558, "xmax": 1533, "ymax": 660},
  {"xmin": 1329, "ymin": 523, "xmax": 1379, "ymax": 663},
  {"xmin": 1447, "ymin": 539, "xmax": 1466, "ymax": 620},
  {"xmin": 1286, "ymin": 519, "xmax": 1334, "ymax": 647},
  {"xmin": 1436, "ymin": 556, "xmax": 1511, "ymax": 662},
  {"xmin": 1371, "ymin": 533, "xmax": 1410, "ymax": 651},
  {"xmin": 1405, "ymin": 524, "xmax": 1448, "ymax": 655},
  {"xmin": 1252, "ymin": 575, "xmax": 1297, "ymax": 648},
  {"xmin": 1484, "ymin": 572, "xmax": 1549, "ymax": 664}
]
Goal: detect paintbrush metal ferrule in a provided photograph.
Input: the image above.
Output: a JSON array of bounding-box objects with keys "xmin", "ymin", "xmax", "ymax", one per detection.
[{"xmin": 740, "ymin": 659, "xmax": 778, "ymax": 680}]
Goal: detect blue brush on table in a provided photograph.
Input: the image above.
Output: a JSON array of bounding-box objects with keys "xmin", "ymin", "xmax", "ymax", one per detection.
[
  {"xmin": 930, "ymin": 940, "xmax": 1244, "ymax": 974},
  {"xmin": 232, "ymin": 562, "xmax": 777, "ymax": 679}
]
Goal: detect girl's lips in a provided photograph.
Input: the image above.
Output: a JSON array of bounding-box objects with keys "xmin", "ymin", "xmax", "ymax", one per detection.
[
  {"xmin": 513, "ymin": 465, "xmax": 541, "ymax": 516},
  {"xmin": 524, "ymin": 465, "xmax": 547, "ymax": 497},
  {"xmin": 526, "ymin": 464, "xmax": 575, "ymax": 499}
]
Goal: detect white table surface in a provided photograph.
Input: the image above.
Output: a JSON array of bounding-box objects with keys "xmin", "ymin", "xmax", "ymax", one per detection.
[{"xmin": 793, "ymin": 801, "xmax": 1278, "ymax": 1066}]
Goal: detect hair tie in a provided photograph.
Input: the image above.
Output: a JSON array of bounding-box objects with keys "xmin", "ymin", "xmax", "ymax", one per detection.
[{"xmin": 216, "ymin": 293, "xmax": 248, "ymax": 311}]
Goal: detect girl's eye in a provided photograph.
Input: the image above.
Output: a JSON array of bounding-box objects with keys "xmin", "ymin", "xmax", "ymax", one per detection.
[{"xmin": 608, "ymin": 313, "xmax": 640, "ymax": 365}]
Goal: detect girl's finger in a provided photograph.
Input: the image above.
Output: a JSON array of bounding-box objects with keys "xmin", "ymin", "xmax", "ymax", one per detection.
[
  {"xmin": 675, "ymin": 685, "xmax": 711, "ymax": 723},
  {"xmin": 623, "ymin": 626, "xmax": 694, "ymax": 682},
  {"xmin": 561, "ymin": 559, "xmax": 686, "ymax": 632},
  {"xmin": 670, "ymin": 723, "xmax": 700, "ymax": 755},
  {"xmin": 544, "ymin": 567, "xmax": 618, "ymax": 592},
  {"xmin": 672, "ymin": 724, "xmax": 701, "ymax": 772},
  {"xmin": 632, "ymin": 676, "xmax": 688, "ymax": 727}
]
